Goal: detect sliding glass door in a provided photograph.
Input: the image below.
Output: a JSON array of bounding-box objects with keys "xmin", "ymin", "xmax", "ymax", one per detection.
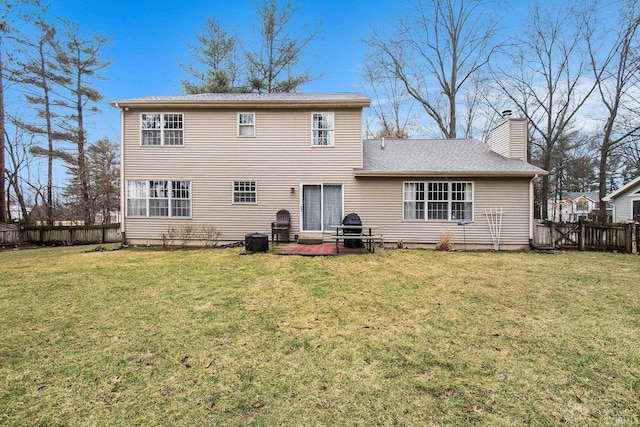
[{"xmin": 302, "ymin": 184, "xmax": 343, "ymax": 232}]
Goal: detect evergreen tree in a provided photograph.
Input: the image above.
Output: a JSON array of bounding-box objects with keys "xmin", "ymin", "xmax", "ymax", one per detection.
[{"xmin": 55, "ymin": 20, "xmax": 110, "ymax": 224}]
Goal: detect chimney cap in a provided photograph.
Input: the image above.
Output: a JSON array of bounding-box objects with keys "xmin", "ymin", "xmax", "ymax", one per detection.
[{"xmin": 501, "ymin": 110, "xmax": 512, "ymax": 118}]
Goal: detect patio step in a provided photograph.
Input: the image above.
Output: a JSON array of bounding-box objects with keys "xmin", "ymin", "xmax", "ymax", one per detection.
[
  {"xmin": 297, "ymin": 237, "xmax": 324, "ymax": 245},
  {"xmin": 297, "ymin": 232, "xmax": 324, "ymax": 245}
]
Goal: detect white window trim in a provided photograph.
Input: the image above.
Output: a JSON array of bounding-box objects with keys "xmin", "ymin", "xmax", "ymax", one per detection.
[
  {"xmin": 232, "ymin": 180, "xmax": 258, "ymax": 205},
  {"xmin": 403, "ymin": 180, "xmax": 474, "ymax": 222},
  {"xmin": 311, "ymin": 112, "xmax": 334, "ymax": 147},
  {"xmin": 140, "ymin": 113, "xmax": 184, "ymax": 146},
  {"xmin": 237, "ymin": 112, "xmax": 256, "ymax": 137},
  {"xmin": 126, "ymin": 179, "xmax": 192, "ymax": 218}
]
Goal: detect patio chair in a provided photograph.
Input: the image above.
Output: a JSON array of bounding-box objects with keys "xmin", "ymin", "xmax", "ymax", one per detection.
[{"xmin": 271, "ymin": 209, "xmax": 290, "ymax": 242}]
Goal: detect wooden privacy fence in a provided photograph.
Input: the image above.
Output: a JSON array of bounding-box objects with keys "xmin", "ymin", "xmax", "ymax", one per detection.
[
  {"xmin": 533, "ymin": 220, "xmax": 636, "ymax": 253},
  {"xmin": 0, "ymin": 224, "xmax": 121, "ymax": 246}
]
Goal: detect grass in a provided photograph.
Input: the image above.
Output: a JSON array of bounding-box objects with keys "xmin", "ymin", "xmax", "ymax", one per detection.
[{"xmin": 0, "ymin": 245, "xmax": 639, "ymax": 426}]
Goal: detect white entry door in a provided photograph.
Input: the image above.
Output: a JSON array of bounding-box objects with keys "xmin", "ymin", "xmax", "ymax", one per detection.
[{"xmin": 301, "ymin": 184, "xmax": 343, "ymax": 232}]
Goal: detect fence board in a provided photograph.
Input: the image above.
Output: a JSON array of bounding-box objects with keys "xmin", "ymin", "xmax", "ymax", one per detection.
[
  {"xmin": 534, "ymin": 220, "xmax": 635, "ymax": 253},
  {"xmin": 0, "ymin": 228, "xmax": 20, "ymax": 245},
  {"xmin": 0, "ymin": 224, "xmax": 121, "ymax": 246}
]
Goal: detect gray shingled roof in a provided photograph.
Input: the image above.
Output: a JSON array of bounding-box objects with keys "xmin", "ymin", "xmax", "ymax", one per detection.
[
  {"xmin": 564, "ymin": 191, "xmax": 599, "ymax": 201},
  {"xmin": 110, "ymin": 92, "xmax": 370, "ymax": 106},
  {"xmin": 358, "ymin": 138, "xmax": 547, "ymax": 177}
]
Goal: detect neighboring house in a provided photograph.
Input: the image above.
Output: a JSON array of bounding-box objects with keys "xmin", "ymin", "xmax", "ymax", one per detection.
[
  {"xmin": 109, "ymin": 93, "xmax": 547, "ymax": 250},
  {"xmin": 548, "ymin": 191, "xmax": 612, "ymax": 222},
  {"xmin": 603, "ymin": 176, "xmax": 640, "ymax": 223}
]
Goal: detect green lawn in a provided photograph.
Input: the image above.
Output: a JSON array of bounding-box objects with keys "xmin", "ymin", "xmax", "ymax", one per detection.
[{"xmin": 1, "ymin": 246, "xmax": 639, "ymax": 426}]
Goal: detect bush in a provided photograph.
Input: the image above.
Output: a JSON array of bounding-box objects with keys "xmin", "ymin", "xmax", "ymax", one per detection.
[{"xmin": 435, "ymin": 231, "xmax": 455, "ymax": 251}]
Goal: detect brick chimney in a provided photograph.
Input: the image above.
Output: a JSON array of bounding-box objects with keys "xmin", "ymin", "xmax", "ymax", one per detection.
[{"xmin": 489, "ymin": 116, "xmax": 527, "ymax": 161}]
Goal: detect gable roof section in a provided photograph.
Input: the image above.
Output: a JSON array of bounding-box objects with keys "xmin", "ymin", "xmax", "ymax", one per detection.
[
  {"xmin": 109, "ymin": 92, "xmax": 371, "ymax": 109},
  {"xmin": 356, "ymin": 138, "xmax": 547, "ymax": 178},
  {"xmin": 564, "ymin": 191, "xmax": 599, "ymax": 202},
  {"xmin": 603, "ymin": 175, "xmax": 640, "ymax": 201}
]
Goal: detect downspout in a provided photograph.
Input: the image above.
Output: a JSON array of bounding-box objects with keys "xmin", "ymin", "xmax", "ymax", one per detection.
[
  {"xmin": 115, "ymin": 103, "xmax": 126, "ymax": 245},
  {"xmin": 529, "ymin": 174, "xmax": 538, "ymax": 247}
]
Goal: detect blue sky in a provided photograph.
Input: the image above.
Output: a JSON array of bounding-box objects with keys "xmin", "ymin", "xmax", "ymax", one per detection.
[
  {"xmin": 12, "ymin": 0, "xmax": 538, "ymax": 155},
  {"xmin": 32, "ymin": 0, "xmax": 421, "ymax": 143}
]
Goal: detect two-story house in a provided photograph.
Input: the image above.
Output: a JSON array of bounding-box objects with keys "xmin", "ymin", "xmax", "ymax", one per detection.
[
  {"xmin": 547, "ymin": 191, "xmax": 611, "ymax": 222},
  {"xmin": 110, "ymin": 92, "xmax": 546, "ymax": 250}
]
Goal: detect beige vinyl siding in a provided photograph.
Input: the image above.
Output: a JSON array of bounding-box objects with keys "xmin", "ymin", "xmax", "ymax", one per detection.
[
  {"xmin": 508, "ymin": 119, "xmax": 527, "ymax": 161},
  {"xmin": 348, "ymin": 177, "xmax": 533, "ymax": 250},
  {"xmin": 489, "ymin": 118, "xmax": 527, "ymax": 161},
  {"xmin": 122, "ymin": 107, "xmax": 363, "ymax": 243},
  {"xmin": 489, "ymin": 121, "xmax": 510, "ymax": 158}
]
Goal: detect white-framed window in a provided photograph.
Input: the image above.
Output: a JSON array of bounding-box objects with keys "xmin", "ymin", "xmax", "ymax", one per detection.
[
  {"xmin": 126, "ymin": 180, "xmax": 191, "ymax": 217},
  {"xmin": 171, "ymin": 181, "xmax": 191, "ymax": 217},
  {"xmin": 312, "ymin": 112, "xmax": 334, "ymax": 146},
  {"xmin": 238, "ymin": 113, "xmax": 255, "ymax": 137},
  {"xmin": 141, "ymin": 113, "xmax": 183, "ymax": 146},
  {"xmin": 126, "ymin": 180, "xmax": 147, "ymax": 217},
  {"xmin": 233, "ymin": 180, "xmax": 257, "ymax": 204},
  {"xmin": 404, "ymin": 181, "xmax": 473, "ymax": 221}
]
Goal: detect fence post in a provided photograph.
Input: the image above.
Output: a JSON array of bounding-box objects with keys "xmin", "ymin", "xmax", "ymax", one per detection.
[
  {"xmin": 625, "ymin": 223, "xmax": 632, "ymax": 254},
  {"xmin": 636, "ymin": 223, "xmax": 639, "ymax": 255},
  {"xmin": 550, "ymin": 221, "xmax": 556, "ymax": 249},
  {"xmin": 578, "ymin": 220, "xmax": 585, "ymax": 251}
]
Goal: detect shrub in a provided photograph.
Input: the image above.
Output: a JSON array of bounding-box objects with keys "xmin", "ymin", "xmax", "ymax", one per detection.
[{"xmin": 435, "ymin": 231, "xmax": 455, "ymax": 251}]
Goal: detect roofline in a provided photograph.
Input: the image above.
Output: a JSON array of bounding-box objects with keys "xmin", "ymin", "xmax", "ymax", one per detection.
[
  {"xmin": 109, "ymin": 97, "xmax": 371, "ymax": 110},
  {"xmin": 354, "ymin": 170, "xmax": 548, "ymax": 178},
  {"xmin": 603, "ymin": 175, "xmax": 640, "ymax": 201}
]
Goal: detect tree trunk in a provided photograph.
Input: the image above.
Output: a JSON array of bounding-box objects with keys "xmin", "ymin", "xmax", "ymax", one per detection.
[
  {"xmin": 76, "ymin": 82, "xmax": 91, "ymax": 225},
  {"xmin": 597, "ymin": 142, "xmax": 609, "ymax": 222},
  {"xmin": 0, "ymin": 38, "xmax": 8, "ymax": 223}
]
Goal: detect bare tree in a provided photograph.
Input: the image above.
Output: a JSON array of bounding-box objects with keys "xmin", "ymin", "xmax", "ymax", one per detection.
[
  {"xmin": 492, "ymin": 1, "xmax": 597, "ymax": 220},
  {"xmin": 181, "ymin": 17, "xmax": 242, "ymax": 94},
  {"xmin": 361, "ymin": 55, "xmax": 414, "ymax": 139},
  {"xmin": 583, "ymin": 0, "xmax": 640, "ymax": 220},
  {"xmin": 0, "ymin": 0, "xmax": 43, "ymax": 223},
  {"xmin": 366, "ymin": 0, "xmax": 499, "ymax": 139},
  {"xmin": 245, "ymin": 0, "xmax": 321, "ymax": 93},
  {"xmin": 4, "ymin": 127, "xmax": 36, "ymax": 223}
]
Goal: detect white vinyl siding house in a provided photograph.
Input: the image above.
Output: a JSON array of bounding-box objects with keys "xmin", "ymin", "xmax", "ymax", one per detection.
[
  {"xmin": 111, "ymin": 93, "xmax": 546, "ymax": 250},
  {"xmin": 604, "ymin": 176, "xmax": 640, "ymax": 222}
]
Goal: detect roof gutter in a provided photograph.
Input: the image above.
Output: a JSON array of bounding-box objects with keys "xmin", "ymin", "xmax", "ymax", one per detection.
[
  {"xmin": 108, "ymin": 99, "xmax": 371, "ymax": 110},
  {"xmin": 353, "ymin": 169, "xmax": 548, "ymax": 178}
]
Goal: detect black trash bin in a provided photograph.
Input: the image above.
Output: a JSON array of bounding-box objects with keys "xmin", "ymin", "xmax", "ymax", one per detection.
[
  {"xmin": 245, "ymin": 232, "xmax": 269, "ymax": 252},
  {"xmin": 342, "ymin": 213, "xmax": 364, "ymax": 248}
]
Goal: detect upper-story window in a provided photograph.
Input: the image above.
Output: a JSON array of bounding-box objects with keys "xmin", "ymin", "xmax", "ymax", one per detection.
[
  {"xmin": 575, "ymin": 199, "xmax": 589, "ymax": 211},
  {"xmin": 312, "ymin": 112, "xmax": 334, "ymax": 146},
  {"xmin": 238, "ymin": 113, "xmax": 255, "ymax": 137},
  {"xmin": 141, "ymin": 113, "xmax": 184, "ymax": 146}
]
